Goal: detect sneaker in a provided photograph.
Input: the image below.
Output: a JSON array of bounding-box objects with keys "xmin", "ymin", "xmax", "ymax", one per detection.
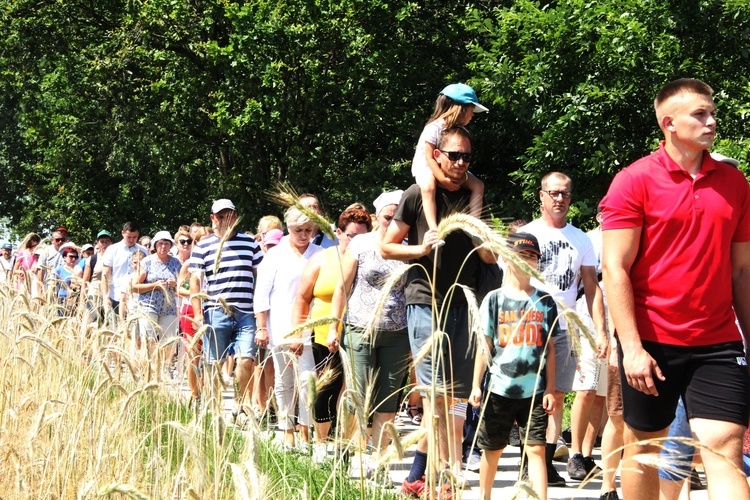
[
  {"xmin": 553, "ymin": 436, "xmax": 569, "ymax": 462},
  {"xmin": 561, "ymin": 428, "xmax": 572, "ymax": 445},
  {"xmin": 509, "ymin": 423, "xmax": 521, "ymax": 447},
  {"xmin": 401, "ymin": 475, "xmax": 425, "ymax": 497},
  {"xmin": 462, "ymin": 453, "xmax": 482, "ymax": 472},
  {"xmin": 547, "ymin": 464, "xmax": 566, "ymax": 487},
  {"xmin": 311, "ymin": 443, "xmax": 328, "ymax": 463},
  {"xmin": 583, "ymin": 456, "xmax": 602, "ymax": 478},
  {"xmin": 366, "ymin": 467, "xmax": 394, "ymax": 489},
  {"xmin": 436, "ymin": 483, "xmax": 454, "ymax": 499},
  {"xmin": 599, "ymin": 491, "xmax": 619, "ymax": 500},
  {"xmin": 690, "ymin": 468, "xmax": 706, "ymax": 490},
  {"xmin": 567, "ymin": 453, "xmax": 587, "ymax": 481}
]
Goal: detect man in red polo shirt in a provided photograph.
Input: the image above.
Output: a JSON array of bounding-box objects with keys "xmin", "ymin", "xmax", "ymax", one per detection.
[{"xmin": 601, "ymin": 78, "xmax": 750, "ymax": 500}]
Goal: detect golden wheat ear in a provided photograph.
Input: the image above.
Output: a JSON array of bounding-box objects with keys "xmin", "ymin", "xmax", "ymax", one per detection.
[{"xmin": 267, "ymin": 182, "xmax": 337, "ymax": 242}]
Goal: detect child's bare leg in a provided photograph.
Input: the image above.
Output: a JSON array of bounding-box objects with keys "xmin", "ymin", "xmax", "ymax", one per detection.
[
  {"xmin": 466, "ymin": 173, "xmax": 485, "ymax": 219},
  {"xmin": 479, "ymin": 448, "xmax": 503, "ymax": 499},
  {"xmin": 526, "ymin": 444, "xmax": 548, "ymax": 500},
  {"xmin": 417, "ymin": 175, "xmax": 439, "ymax": 231}
]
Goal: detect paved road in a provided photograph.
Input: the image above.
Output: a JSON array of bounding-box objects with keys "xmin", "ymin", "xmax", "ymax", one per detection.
[{"xmin": 180, "ymin": 383, "xmax": 708, "ymax": 500}]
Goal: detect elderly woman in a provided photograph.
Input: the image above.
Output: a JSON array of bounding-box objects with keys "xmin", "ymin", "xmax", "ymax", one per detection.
[
  {"xmin": 254, "ymin": 206, "xmax": 322, "ymax": 449},
  {"xmin": 328, "ymin": 190, "xmax": 409, "ymax": 484},
  {"xmin": 53, "ymin": 245, "xmax": 83, "ymax": 316},
  {"xmin": 293, "ymin": 207, "xmax": 371, "ymax": 449},
  {"xmin": 132, "ymin": 231, "xmax": 181, "ymax": 376}
]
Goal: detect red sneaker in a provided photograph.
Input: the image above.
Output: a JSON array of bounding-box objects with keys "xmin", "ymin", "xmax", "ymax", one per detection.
[{"xmin": 401, "ymin": 475, "xmax": 426, "ymax": 497}]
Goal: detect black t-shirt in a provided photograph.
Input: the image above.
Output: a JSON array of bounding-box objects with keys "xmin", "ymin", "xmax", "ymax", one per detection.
[{"xmin": 395, "ymin": 184, "xmax": 481, "ymax": 307}]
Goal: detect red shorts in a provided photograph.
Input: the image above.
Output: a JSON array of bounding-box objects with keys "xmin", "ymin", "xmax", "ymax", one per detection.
[{"xmin": 180, "ymin": 303, "xmax": 200, "ymax": 336}]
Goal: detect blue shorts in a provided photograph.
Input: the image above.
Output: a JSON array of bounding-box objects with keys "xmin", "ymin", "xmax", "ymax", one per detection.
[
  {"xmin": 203, "ymin": 307, "xmax": 257, "ymax": 363},
  {"xmin": 658, "ymin": 397, "xmax": 694, "ymax": 481},
  {"xmin": 407, "ymin": 304, "xmax": 474, "ymax": 400}
]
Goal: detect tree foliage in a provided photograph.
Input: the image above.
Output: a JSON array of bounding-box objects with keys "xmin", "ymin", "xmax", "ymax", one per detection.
[
  {"xmin": 466, "ymin": 0, "xmax": 750, "ymax": 226},
  {"xmin": 1, "ymin": 0, "xmax": 749, "ymax": 239}
]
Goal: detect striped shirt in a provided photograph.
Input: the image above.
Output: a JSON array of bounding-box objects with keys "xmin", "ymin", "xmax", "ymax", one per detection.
[{"xmin": 188, "ymin": 232, "xmax": 263, "ymax": 313}]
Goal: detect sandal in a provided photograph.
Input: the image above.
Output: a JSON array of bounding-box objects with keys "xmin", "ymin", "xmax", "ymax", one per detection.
[{"xmin": 407, "ymin": 405, "xmax": 423, "ymax": 425}]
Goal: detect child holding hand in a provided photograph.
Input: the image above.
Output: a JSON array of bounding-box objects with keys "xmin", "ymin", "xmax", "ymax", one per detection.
[{"xmin": 469, "ymin": 232, "xmax": 559, "ymax": 500}]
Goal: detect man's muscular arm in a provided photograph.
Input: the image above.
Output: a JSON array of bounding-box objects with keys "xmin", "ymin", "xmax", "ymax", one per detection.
[{"xmin": 602, "ymin": 227, "xmax": 664, "ymax": 396}]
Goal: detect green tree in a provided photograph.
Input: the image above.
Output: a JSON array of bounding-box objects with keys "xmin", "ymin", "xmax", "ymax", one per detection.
[{"xmin": 466, "ymin": 0, "xmax": 750, "ymax": 227}]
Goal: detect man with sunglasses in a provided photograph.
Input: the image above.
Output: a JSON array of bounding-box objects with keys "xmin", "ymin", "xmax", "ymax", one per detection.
[
  {"xmin": 36, "ymin": 227, "xmax": 69, "ymax": 297},
  {"xmin": 382, "ymin": 125, "xmax": 497, "ymax": 497},
  {"xmin": 522, "ymin": 172, "xmax": 607, "ymax": 486}
]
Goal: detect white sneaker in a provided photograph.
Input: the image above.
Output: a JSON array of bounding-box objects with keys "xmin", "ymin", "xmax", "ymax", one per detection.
[{"xmin": 311, "ymin": 443, "xmax": 328, "ymax": 463}]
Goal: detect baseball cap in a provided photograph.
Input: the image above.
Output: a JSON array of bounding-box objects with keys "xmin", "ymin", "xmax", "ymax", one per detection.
[
  {"xmin": 263, "ymin": 229, "xmax": 284, "ymax": 247},
  {"xmin": 81, "ymin": 244, "xmax": 94, "ymax": 252},
  {"xmin": 152, "ymin": 230, "xmax": 175, "ymax": 247},
  {"xmin": 1, "ymin": 242, "xmax": 11, "ymax": 250},
  {"xmin": 440, "ymin": 83, "xmax": 489, "ymax": 113},
  {"xmin": 96, "ymin": 230, "xmax": 112, "ymax": 240},
  {"xmin": 507, "ymin": 232, "xmax": 541, "ymax": 255},
  {"xmin": 710, "ymin": 152, "xmax": 740, "ymax": 168},
  {"xmin": 211, "ymin": 199, "xmax": 236, "ymax": 214}
]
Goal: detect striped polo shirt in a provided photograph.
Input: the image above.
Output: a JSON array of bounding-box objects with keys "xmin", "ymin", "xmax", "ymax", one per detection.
[{"xmin": 188, "ymin": 232, "xmax": 263, "ymax": 313}]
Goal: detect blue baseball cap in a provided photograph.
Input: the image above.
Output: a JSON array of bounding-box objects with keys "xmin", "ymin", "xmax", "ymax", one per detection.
[
  {"xmin": 1, "ymin": 242, "xmax": 11, "ymax": 250},
  {"xmin": 440, "ymin": 83, "xmax": 489, "ymax": 113}
]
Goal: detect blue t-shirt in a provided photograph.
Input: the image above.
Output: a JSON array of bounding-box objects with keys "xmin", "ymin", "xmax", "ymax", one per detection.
[
  {"xmin": 479, "ymin": 287, "xmax": 560, "ymax": 399},
  {"xmin": 54, "ymin": 265, "xmax": 75, "ymax": 299},
  {"xmin": 137, "ymin": 255, "xmax": 182, "ymax": 316}
]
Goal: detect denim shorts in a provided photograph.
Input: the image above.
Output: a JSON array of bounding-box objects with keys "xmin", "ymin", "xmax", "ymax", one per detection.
[
  {"xmin": 407, "ymin": 304, "xmax": 474, "ymax": 400},
  {"xmin": 203, "ymin": 307, "xmax": 257, "ymax": 363}
]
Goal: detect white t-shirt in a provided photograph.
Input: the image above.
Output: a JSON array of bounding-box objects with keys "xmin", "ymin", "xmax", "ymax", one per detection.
[
  {"xmin": 523, "ymin": 219, "xmax": 597, "ymax": 330},
  {"xmin": 254, "ymin": 242, "xmax": 322, "ymax": 346},
  {"xmin": 411, "ymin": 119, "xmax": 444, "ymax": 181}
]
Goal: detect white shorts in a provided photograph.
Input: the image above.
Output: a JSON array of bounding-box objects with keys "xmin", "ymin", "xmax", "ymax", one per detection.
[{"xmin": 572, "ymin": 331, "xmax": 607, "ymax": 395}]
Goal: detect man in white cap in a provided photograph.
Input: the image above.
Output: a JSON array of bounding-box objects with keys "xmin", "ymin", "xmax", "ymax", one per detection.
[
  {"xmin": 189, "ymin": 199, "xmax": 263, "ymax": 421},
  {"xmin": 1, "ymin": 242, "xmax": 12, "ymax": 283}
]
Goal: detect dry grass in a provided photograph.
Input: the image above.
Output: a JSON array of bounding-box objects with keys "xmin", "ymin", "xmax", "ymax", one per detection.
[{"xmin": 0, "ymin": 282, "xmax": 250, "ymax": 499}]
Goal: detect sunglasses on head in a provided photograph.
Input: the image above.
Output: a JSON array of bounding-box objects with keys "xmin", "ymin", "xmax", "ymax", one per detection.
[
  {"xmin": 441, "ymin": 151, "xmax": 473, "ymax": 163},
  {"xmin": 179, "ymin": 238, "xmax": 193, "ymax": 245}
]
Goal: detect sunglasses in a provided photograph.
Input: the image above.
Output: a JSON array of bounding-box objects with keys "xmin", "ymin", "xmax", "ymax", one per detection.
[
  {"xmin": 178, "ymin": 239, "xmax": 193, "ymax": 245},
  {"xmin": 65, "ymin": 254, "xmax": 78, "ymax": 259},
  {"xmin": 53, "ymin": 238, "xmax": 65, "ymax": 243},
  {"xmin": 442, "ymin": 151, "xmax": 473, "ymax": 163}
]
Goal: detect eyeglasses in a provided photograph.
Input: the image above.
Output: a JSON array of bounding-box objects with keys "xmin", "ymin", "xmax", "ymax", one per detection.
[
  {"xmin": 542, "ymin": 190, "xmax": 572, "ymax": 200},
  {"xmin": 178, "ymin": 239, "xmax": 193, "ymax": 245},
  {"xmin": 441, "ymin": 151, "xmax": 473, "ymax": 163}
]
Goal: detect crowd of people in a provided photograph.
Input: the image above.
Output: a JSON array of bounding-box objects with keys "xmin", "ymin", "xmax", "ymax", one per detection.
[{"xmin": 2, "ymin": 78, "xmax": 750, "ymax": 500}]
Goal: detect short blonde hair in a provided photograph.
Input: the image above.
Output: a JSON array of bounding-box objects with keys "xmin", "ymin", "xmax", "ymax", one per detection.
[{"xmin": 285, "ymin": 206, "xmax": 316, "ymax": 229}]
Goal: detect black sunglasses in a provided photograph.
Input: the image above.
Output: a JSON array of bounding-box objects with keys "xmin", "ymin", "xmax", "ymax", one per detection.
[
  {"xmin": 178, "ymin": 239, "xmax": 193, "ymax": 245},
  {"xmin": 53, "ymin": 237, "xmax": 65, "ymax": 242},
  {"xmin": 65, "ymin": 254, "xmax": 78, "ymax": 259},
  {"xmin": 442, "ymin": 151, "xmax": 472, "ymax": 163}
]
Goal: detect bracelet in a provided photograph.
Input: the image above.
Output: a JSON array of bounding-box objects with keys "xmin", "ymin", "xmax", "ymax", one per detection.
[{"xmin": 256, "ymin": 327, "xmax": 268, "ymax": 332}]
